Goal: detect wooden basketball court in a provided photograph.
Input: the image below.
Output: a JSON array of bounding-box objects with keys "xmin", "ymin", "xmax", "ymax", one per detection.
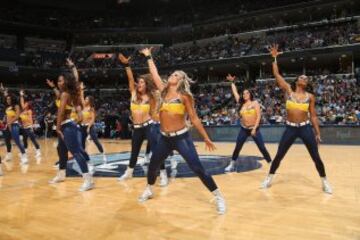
[{"xmin": 0, "ymin": 139, "xmax": 359, "ymax": 240}]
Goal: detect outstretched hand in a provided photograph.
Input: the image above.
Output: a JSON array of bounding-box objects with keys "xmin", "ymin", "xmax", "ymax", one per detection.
[
  {"xmin": 80, "ymin": 81, "xmax": 85, "ymax": 90},
  {"xmin": 20, "ymin": 89, "xmax": 25, "ymax": 96},
  {"xmin": 226, "ymin": 74, "xmax": 236, "ymax": 82},
  {"xmin": 46, "ymin": 79, "xmax": 56, "ymax": 88},
  {"xmin": 118, "ymin": 53, "xmax": 131, "ymax": 65},
  {"xmin": 65, "ymin": 58, "xmax": 74, "ymax": 67},
  {"xmin": 267, "ymin": 44, "xmax": 283, "ymax": 58},
  {"xmin": 139, "ymin": 47, "xmax": 153, "ymax": 57},
  {"xmin": 315, "ymin": 134, "xmax": 322, "ymax": 145},
  {"xmin": 204, "ymin": 138, "xmax": 216, "ymax": 152}
]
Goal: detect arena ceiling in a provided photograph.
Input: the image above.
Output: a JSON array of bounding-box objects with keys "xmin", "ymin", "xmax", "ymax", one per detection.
[{"xmin": 9, "ymin": 0, "xmax": 178, "ymax": 11}]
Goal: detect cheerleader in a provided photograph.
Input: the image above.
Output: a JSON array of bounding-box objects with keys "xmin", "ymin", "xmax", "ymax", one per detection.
[
  {"xmin": 117, "ymin": 54, "xmax": 168, "ymax": 186},
  {"xmin": 80, "ymin": 95, "xmax": 107, "ymax": 163},
  {"xmin": 53, "ymin": 60, "xmax": 94, "ymax": 191},
  {"xmin": 0, "ymin": 84, "xmax": 28, "ymax": 164},
  {"xmin": 224, "ymin": 74, "xmax": 272, "ymax": 172},
  {"xmin": 138, "ymin": 48, "xmax": 226, "ymax": 215},
  {"xmin": 261, "ymin": 44, "xmax": 332, "ymax": 194},
  {"xmin": 19, "ymin": 90, "xmax": 41, "ymax": 161}
]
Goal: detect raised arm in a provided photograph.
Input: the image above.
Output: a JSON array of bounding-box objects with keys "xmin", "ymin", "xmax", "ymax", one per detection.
[
  {"xmin": 46, "ymin": 79, "xmax": 61, "ymax": 99},
  {"xmin": 79, "ymin": 82, "xmax": 86, "ymax": 108},
  {"xmin": 226, "ymin": 74, "xmax": 240, "ymax": 103},
  {"xmin": 140, "ymin": 48, "xmax": 165, "ymax": 92},
  {"xmin": 19, "ymin": 90, "xmax": 26, "ymax": 109},
  {"xmin": 66, "ymin": 58, "xmax": 79, "ymax": 82},
  {"xmin": 182, "ymin": 94, "xmax": 216, "ymax": 151},
  {"xmin": 0, "ymin": 83, "xmax": 8, "ymax": 98},
  {"xmin": 118, "ymin": 54, "xmax": 136, "ymax": 93},
  {"xmin": 309, "ymin": 94, "xmax": 321, "ymax": 144},
  {"xmin": 268, "ymin": 44, "xmax": 292, "ymax": 95}
]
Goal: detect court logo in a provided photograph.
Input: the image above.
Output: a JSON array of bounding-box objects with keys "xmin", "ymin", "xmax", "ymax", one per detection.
[{"xmin": 66, "ymin": 151, "xmax": 263, "ymax": 178}]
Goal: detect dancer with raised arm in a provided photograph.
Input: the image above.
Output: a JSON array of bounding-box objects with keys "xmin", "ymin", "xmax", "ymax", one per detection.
[
  {"xmin": 261, "ymin": 44, "xmax": 332, "ymax": 194},
  {"xmin": 80, "ymin": 95, "xmax": 107, "ymax": 164},
  {"xmin": 117, "ymin": 53, "xmax": 168, "ymax": 185},
  {"xmin": 49, "ymin": 59, "xmax": 93, "ymax": 190},
  {"xmin": 19, "ymin": 90, "xmax": 42, "ymax": 162},
  {"xmin": 139, "ymin": 48, "xmax": 226, "ymax": 214},
  {"xmin": 54, "ymin": 60, "xmax": 94, "ymax": 191},
  {"xmin": 0, "ymin": 84, "xmax": 28, "ymax": 165},
  {"xmin": 224, "ymin": 74, "xmax": 272, "ymax": 172}
]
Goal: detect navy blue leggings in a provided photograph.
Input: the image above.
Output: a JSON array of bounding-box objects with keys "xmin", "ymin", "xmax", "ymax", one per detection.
[
  {"xmin": 61, "ymin": 121, "xmax": 89, "ymax": 173},
  {"xmin": 147, "ymin": 132, "xmax": 218, "ymax": 192},
  {"xmin": 57, "ymin": 135, "xmax": 68, "ymax": 170},
  {"xmin": 22, "ymin": 128, "xmax": 40, "ymax": 150},
  {"xmin": 232, "ymin": 126, "xmax": 272, "ymax": 163},
  {"xmin": 9, "ymin": 123, "xmax": 26, "ymax": 154},
  {"xmin": 129, "ymin": 125, "xmax": 152, "ymax": 168},
  {"xmin": 149, "ymin": 123, "xmax": 165, "ymax": 169},
  {"xmin": 269, "ymin": 125, "xmax": 326, "ymax": 177},
  {"xmin": 80, "ymin": 125, "xmax": 104, "ymax": 153},
  {"xmin": 129, "ymin": 124, "xmax": 165, "ymax": 169},
  {"xmin": 3, "ymin": 129, "xmax": 12, "ymax": 153}
]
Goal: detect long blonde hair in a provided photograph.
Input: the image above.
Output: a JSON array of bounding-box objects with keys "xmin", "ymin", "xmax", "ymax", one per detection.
[{"xmin": 161, "ymin": 70, "xmax": 195, "ymax": 102}]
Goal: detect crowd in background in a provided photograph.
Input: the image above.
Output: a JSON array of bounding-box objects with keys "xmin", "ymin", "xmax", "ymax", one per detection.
[
  {"xmin": 196, "ymin": 74, "xmax": 360, "ymax": 126},
  {"xmin": 1, "ymin": 74, "xmax": 359, "ymax": 141},
  {"xmin": 0, "ymin": 2, "xmax": 359, "ymax": 70},
  {"xmin": 70, "ymin": 22, "xmax": 360, "ymax": 70}
]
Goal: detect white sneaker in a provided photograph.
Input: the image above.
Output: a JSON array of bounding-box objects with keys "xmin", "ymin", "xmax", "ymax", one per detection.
[
  {"xmin": 20, "ymin": 154, "xmax": 28, "ymax": 165},
  {"xmin": 79, "ymin": 173, "xmax": 94, "ymax": 192},
  {"xmin": 88, "ymin": 163, "xmax": 95, "ymax": 175},
  {"xmin": 159, "ymin": 170, "xmax": 169, "ymax": 187},
  {"xmin": 35, "ymin": 149, "xmax": 41, "ymax": 158},
  {"xmin": 212, "ymin": 189, "xmax": 226, "ymax": 215},
  {"xmin": 102, "ymin": 153, "xmax": 107, "ymax": 164},
  {"xmin": 138, "ymin": 185, "xmax": 153, "ymax": 203},
  {"xmin": 260, "ymin": 175, "xmax": 273, "ymax": 189},
  {"xmin": 49, "ymin": 170, "xmax": 66, "ymax": 184},
  {"xmin": 0, "ymin": 164, "xmax": 3, "ymax": 176},
  {"xmin": 118, "ymin": 167, "xmax": 134, "ymax": 181},
  {"xmin": 4, "ymin": 153, "xmax": 12, "ymax": 162},
  {"xmin": 322, "ymin": 178, "xmax": 333, "ymax": 194},
  {"xmin": 224, "ymin": 160, "xmax": 235, "ymax": 172}
]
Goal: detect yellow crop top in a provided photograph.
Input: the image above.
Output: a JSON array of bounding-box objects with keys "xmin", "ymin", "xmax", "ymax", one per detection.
[
  {"xmin": 82, "ymin": 109, "xmax": 92, "ymax": 122},
  {"xmin": 240, "ymin": 105, "xmax": 256, "ymax": 117},
  {"xmin": 286, "ymin": 93, "xmax": 310, "ymax": 112},
  {"xmin": 20, "ymin": 111, "xmax": 32, "ymax": 124},
  {"xmin": 130, "ymin": 102, "xmax": 150, "ymax": 114},
  {"xmin": 130, "ymin": 94, "xmax": 151, "ymax": 114},
  {"xmin": 6, "ymin": 107, "xmax": 16, "ymax": 118},
  {"xmin": 56, "ymin": 99, "xmax": 78, "ymax": 121},
  {"xmin": 55, "ymin": 99, "xmax": 73, "ymax": 110},
  {"xmin": 160, "ymin": 98, "xmax": 186, "ymax": 115}
]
